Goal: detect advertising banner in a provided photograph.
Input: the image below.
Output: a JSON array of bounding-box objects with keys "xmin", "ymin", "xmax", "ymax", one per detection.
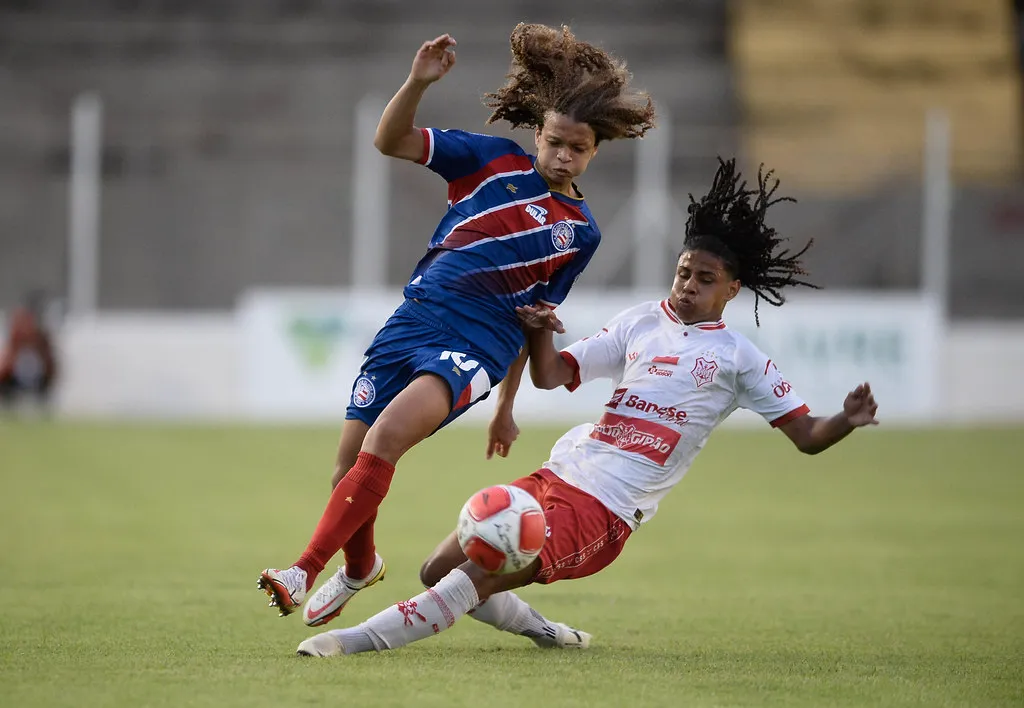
[{"xmin": 238, "ymin": 289, "xmax": 941, "ymax": 425}]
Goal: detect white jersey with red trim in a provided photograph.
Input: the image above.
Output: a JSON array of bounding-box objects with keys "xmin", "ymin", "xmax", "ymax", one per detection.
[{"xmin": 543, "ymin": 299, "xmax": 809, "ymax": 530}]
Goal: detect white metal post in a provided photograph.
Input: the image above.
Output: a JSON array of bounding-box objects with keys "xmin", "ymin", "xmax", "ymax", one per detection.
[
  {"xmin": 68, "ymin": 92, "xmax": 103, "ymax": 316},
  {"xmin": 631, "ymin": 105, "xmax": 672, "ymax": 290},
  {"xmin": 921, "ymin": 108, "xmax": 952, "ymax": 316},
  {"xmin": 351, "ymin": 95, "xmax": 390, "ymax": 289}
]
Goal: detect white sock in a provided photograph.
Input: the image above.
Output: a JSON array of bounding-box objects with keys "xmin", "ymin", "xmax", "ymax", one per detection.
[
  {"xmin": 329, "ymin": 568, "xmax": 479, "ymax": 654},
  {"xmin": 468, "ymin": 591, "xmax": 561, "ymax": 647}
]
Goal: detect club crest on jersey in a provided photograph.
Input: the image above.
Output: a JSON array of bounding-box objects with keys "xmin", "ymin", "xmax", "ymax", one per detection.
[
  {"xmin": 690, "ymin": 357, "xmax": 719, "ymax": 388},
  {"xmin": 352, "ymin": 376, "xmax": 376, "ymax": 407},
  {"xmin": 551, "ymin": 220, "xmax": 575, "ymax": 251},
  {"xmin": 525, "ymin": 203, "xmax": 548, "ymax": 224}
]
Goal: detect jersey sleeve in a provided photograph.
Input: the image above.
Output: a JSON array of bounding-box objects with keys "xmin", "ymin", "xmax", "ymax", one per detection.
[
  {"xmin": 417, "ymin": 128, "xmax": 515, "ymax": 183},
  {"xmin": 558, "ymin": 309, "xmax": 632, "ymax": 392},
  {"xmin": 536, "ymin": 246, "xmax": 597, "ymax": 309},
  {"xmin": 734, "ymin": 340, "xmax": 810, "ymax": 427}
]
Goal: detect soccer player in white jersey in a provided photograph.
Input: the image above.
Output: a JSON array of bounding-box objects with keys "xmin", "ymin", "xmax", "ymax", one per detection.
[{"xmin": 295, "ymin": 158, "xmax": 880, "ymax": 657}]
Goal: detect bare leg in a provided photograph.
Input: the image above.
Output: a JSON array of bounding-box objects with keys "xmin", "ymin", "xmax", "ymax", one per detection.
[{"xmin": 294, "ymin": 374, "xmax": 453, "ymax": 580}]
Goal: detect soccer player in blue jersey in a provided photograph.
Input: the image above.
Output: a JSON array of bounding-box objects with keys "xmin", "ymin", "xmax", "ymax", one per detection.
[{"xmin": 258, "ymin": 24, "xmax": 656, "ymax": 625}]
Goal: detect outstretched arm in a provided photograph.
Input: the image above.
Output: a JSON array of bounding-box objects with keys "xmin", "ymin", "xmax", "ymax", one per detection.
[
  {"xmin": 779, "ymin": 382, "xmax": 879, "ymax": 455},
  {"xmin": 374, "ymin": 34, "xmax": 457, "ymax": 160},
  {"xmin": 516, "ymin": 305, "xmax": 575, "ymax": 390},
  {"xmin": 485, "ymin": 347, "xmax": 527, "ymax": 459}
]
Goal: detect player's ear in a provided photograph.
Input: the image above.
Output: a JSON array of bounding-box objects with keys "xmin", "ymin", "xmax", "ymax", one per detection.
[
  {"xmin": 534, "ymin": 126, "xmax": 543, "ymax": 148},
  {"xmin": 725, "ymin": 279, "xmax": 741, "ymax": 302}
]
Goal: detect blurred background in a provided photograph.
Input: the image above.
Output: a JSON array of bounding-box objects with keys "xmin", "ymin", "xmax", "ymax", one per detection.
[
  {"xmin": 1, "ymin": 0, "xmax": 1022, "ymax": 424},
  {"xmin": 4, "ymin": 7, "xmax": 1023, "ymax": 704}
]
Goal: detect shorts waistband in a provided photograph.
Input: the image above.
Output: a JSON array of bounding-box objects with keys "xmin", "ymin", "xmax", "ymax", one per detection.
[{"xmin": 398, "ymin": 298, "xmax": 458, "ymax": 336}]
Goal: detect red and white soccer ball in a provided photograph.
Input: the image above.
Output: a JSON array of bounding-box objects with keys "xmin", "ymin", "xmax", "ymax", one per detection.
[{"xmin": 456, "ymin": 485, "xmax": 546, "ymax": 575}]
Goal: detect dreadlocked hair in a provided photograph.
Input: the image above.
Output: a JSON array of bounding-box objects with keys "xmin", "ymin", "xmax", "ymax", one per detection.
[
  {"xmin": 483, "ymin": 23, "xmax": 655, "ymax": 143},
  {"xmin": 684, "ymin": 158, "xmax": 820, "ymax": 326}
]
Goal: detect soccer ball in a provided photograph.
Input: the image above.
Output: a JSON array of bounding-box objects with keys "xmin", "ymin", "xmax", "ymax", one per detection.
[{"xmin": 456, "ymin": 484, "xmax": 546, "ymax": 575}]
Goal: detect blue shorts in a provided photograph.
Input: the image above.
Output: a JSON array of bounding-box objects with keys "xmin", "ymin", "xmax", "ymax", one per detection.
[{"xmin": 345, "ymin": 300, "xmax": 509, "ymax": 430}]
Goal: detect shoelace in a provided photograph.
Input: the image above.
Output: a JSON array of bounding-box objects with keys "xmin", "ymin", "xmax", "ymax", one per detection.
[
  {"xmin": 282, "ymin": 567, "xmax": 305, "ymax": 591},
  {"xmin": 336, "ymin": 567, "xmax": 362, "ymax": 591}
]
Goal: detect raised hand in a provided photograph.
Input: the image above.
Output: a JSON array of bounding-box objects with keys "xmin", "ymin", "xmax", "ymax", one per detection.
[
  {"xmin": 516, "ymin": 305, "xmax": 565, "ymax": 334},
  {"xmin": 410, "ymin": 34, "xmax": 457, "ymax": 84},
  {"xmin": 843, "ymin": 382, "xmax": 879, "ymax": 427},
  {"xmin": 486, "ymin": 408, "xmax": 520, "ymax": 460}
]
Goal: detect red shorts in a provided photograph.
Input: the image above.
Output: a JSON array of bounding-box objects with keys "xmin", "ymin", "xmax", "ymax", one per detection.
[{"xmin": 510, "ymin": 468, "xmax": 631, "ymax": 585}]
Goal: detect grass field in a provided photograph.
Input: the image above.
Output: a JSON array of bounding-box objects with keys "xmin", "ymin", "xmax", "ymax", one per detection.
[{"xmin": 1, "ymin": 421, "xmax": 1022, "ymax": 707}]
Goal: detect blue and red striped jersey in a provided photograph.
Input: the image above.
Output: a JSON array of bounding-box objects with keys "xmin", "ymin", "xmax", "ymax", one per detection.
[{"xmin": 404, "ymin": 128, "xmax": 602, "ymax": 372}]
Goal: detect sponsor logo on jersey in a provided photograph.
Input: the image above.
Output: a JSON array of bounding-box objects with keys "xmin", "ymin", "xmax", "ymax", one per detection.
[
  {"xmin": 505, "ymin": 183, "xmax": 518, "ymax": 194},
  {"xmin": 352, "ymin": 376, "xmax": 376, "ymax": 407},
  {"xmin": 647, "ymin": 365, "xmax": 673, "ymax": 378},
  {"xmin": 551, "ymin": 220, "xmax": 575, "ymax": 251},
  {"xmin": 772, "ymin": 378, "xmax": 793, "ymax": 398},
  {"xmin": 525, "ymin": 203, "xmax": 548, "ymax": 224},
  {"xmin": 606, "ymin": 387, "xmax": 628, "ymax": 409},
  {"xmin": 622, "ymin": 393, "xmax": 688, "ymax": 424},
  {"xmin": 589, "ymin": 412, "xmax": 681, "ymax": 465},
  {"xmin": 690, "ymin": 356, "xmax": 719, "ymax": 388}
]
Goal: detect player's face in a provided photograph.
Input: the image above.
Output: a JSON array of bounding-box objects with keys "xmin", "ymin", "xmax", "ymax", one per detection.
[
  {"xmin": 669, "ymin": 250, "xmax": 741, "ymax": 324},
  {"xmin": 534, "ymin": 112, "xmax": 598, "ymax": 194}
]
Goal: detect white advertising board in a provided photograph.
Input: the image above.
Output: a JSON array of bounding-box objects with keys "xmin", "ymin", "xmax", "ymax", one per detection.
[{"xmin": 238, "ymin": 288, "xmax": 942, "ymax": 425}]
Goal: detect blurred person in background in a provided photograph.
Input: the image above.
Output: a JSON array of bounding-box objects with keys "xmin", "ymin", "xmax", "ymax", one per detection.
[
  {"xmin": 258, "ymin": 23, "xmax": 656, "ymax": 627},
  {"xmin": 0, "ymin": 292, "xmax": 58, "ymax": 412}
]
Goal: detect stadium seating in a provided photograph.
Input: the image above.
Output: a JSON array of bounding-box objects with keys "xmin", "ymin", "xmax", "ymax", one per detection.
[{"xmin": 0, "ymin": 0, "xmax": 1020, "ymax": 317}]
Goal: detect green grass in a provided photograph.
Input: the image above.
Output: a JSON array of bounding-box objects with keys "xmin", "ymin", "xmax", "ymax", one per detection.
[{"xmin": 1, "ymin": 421, "xmax": 1022, "ymax": 707}]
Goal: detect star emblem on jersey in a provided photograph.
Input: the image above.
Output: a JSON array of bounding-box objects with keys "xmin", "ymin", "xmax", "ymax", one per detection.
[
  {"xmin": 691, "ymin": 357, "xmax": 719, "ymax": 388},
  {"xmin": 551, "ymin": 220, "xmax": 575, "ymax": 251}
]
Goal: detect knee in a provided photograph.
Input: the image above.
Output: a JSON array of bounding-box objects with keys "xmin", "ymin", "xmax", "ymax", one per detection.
[
  {"xmin": 419, "ymin": 556, "xmax": 447, "ymax": 588},
  {"xmin": 455, "ymin": 561, "xmax": 516, "ymax": 604},
  {"xmin": 363, "ymin": 419, "xmax": 423, "ymax": 464}
]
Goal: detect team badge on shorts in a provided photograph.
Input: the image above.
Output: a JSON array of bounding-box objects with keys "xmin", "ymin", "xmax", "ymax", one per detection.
[
  {"xmin": 551, "ymin": 220, "xmax": 575, "ymax": 251},
  {"xmin": 352, "ymin": 376, "xmax": 376, "ymax": 407}
]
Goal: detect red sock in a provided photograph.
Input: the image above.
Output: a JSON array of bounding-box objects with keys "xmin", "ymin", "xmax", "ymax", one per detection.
[
  {"xmin": 343, "ymin": 513, "xmax": 377, "ymax": 580},
  {"xmin": 295, "ymin": 452, "xmax": 394, "ymax": 587}
]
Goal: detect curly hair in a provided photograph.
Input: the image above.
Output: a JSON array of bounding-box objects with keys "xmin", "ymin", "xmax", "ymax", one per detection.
[
  {"xmin": 684, "ymin": 158, "xmax": 820, "ymax": 325},
  {"xmin": 483, "ymin": 23, "xmax": 655, "ymax": 143}
]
